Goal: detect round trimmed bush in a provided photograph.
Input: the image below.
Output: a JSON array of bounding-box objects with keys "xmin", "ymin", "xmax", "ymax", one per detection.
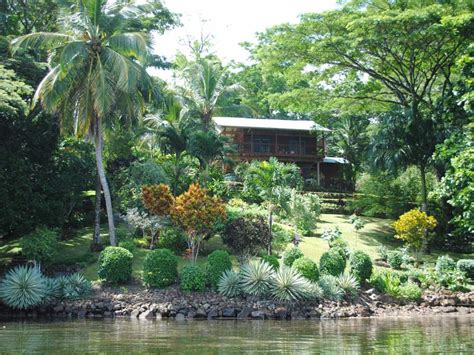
[
  {"xmin": 282, "ymin": 246, "xmax": 304, "ymax": 267},
  {"xmin": 180, "ymin": 264, "xmax": 206, "ymax": 291},
  {"xmin": 158, "ymin": 228, "xmax": 188, "ymax": 254},
  {"xmin": 350, "ymin": 251, "xmax": 373, "ymax": 283},
  {"xmin": 260, "ymin": 255, "xmax": 280, "ymax": 270},
  {"xmin": 20, "ymin": 227, "xmax": 58, "ymax": 264},
  {"xmin": 206, "ymin": 250, "xmax": 232, "ymax": 289},
  {"xmin": 320, "ymin": 249, "xmax": 346, "ymax": 276},
  {"xmin": 98, "ymin": 247, "xmax": 133, "ymax": 284},
  {"xmin": 387, "ymin": 250, "xmax": 404, "ymax": 270},
  {"xmin": 118, "ymin": 239, "xmax": 136, "ymax": 254},
  {"xmin": 457, "ymin": 259, "xmax": 474, "ymax": 278},
  {"xmin": 293, "ymin": 257, "xmax": 319, "ymax": 281},
  {"xmin": 330, "ymin": 238, "xmax": 350, "ymax": 260},
  {"xmin": 143, "ymin": 248, "xmax": 178, "ymax": 288}
]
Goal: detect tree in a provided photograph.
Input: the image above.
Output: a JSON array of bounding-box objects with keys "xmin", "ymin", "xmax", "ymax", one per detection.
[
  {"xmin": 171, "ymin": 183, "xmax": 226, "ymax": 263},
  {"xmin": 12, "ymin": 0, "xmax": 159, "ymax": 245},
  {"xmin": 245, "ymin": 0, "xmax": 473, "ymax": 211},
  {"xmin": 241, "ymin": 158, "xmax": 303, "ymax": 254}
]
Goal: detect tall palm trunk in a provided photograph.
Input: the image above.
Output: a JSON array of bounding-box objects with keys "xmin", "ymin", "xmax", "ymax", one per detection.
[
  {"xmin": 94, "ymin": 120, "xmax": 116, "ymax": 246},
  {"xmin": 92, "ymin": 173, "xmax": 102, "ymax": 248}
]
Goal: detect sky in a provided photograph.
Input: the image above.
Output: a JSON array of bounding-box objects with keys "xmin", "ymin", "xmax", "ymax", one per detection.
[{"xmin": 152, "ymin": 0, "xmax": 337, "ymax": 78}]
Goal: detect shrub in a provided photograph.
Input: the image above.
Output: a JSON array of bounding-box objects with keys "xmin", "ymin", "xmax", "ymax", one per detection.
[
  {"xmin": 158, "ymin": 228, "xmax": 188, "ymax": 254},
  {"xmin": 143, "ymin": 249, "xmax": 178, "ymax": 288},
  {"xmin": 306, "ymin": 282, "xmax": 324, "ymax": 300},
  {"xmin": 435, "ymin": 255, "xmax": 456, "ymax": 274},
  {"xmin": 387, "ymin": 250, "xmax": 404, "ymax": 269},
  {"xmin": 0, "ymin": 265, "xmax": 48, "ymax": 309},
  {"xmin": 97, "ymin": 247, "xmax": 133, "ymax": 284},
  {"xmin": 270, "ymin": 267, "xmax": 312, "ymax": 303},
  {"xmin": 457, "ymin": 259, "xmax": 474, "ymax": 278},
  {"xmin": 398, "ymin": 282, "xmax": 422, "ymax": 301},
  {"xmin": 223, "ymin": 216, "xmax": 271, "ymax": 263},
  {"xmin": 320, "ymin": 249, "xmax": 346, "ymax": 276},
  {"xmin": 393, "ymin": 208, "xmax": 437, "ymax": 252},
  {"xmin": 282, "ymin": 246, "xmax": 304, "ymax": 267},
  {"xmin": 377, "ymin": 245, "xmax": 389, "ymax": 261},
  {"xmin": 180, "ymin": 264, "xmax": 206, "ymax": 291},
  {"xmin": 433, "ymin": 255, "xmax": 468, "ymax": 291},
  {"xmin": 206, "ymin": 250, "xmax": 232, "ymax": 289},
  {"xmin": 20, "ymin": 227, "xmax": 58, "ymax": 264},
  {"xmin": 239, "ymin": 260, "xmax": 275, "ymax": 297},
  {"xmin": 336, "ymin": 274, "xmax": 359, "ymax": 298},
  {"xmin": 218, "ymin": 270, "xmax": 241, "ymax": 297},
  {"xmin": 318, "ymin": 275, "xmax": 344, "ymax": 301},
  {"xmin": 287, "ymin": 191, "xmax": 321, "ymax": 235},
  {"xmin": 260, "ymin": 255, "xmax": 280, "ymax": 270},
  {"xmin": 321, "ymin": 227, "xmax": 342, "ymax": 246},
  {"xmin": 55, "ymin": 273, "xmax": 92, "ymax": 300},
  {"xmin": 118, "ymin": 239, "xmax": 136, "ymax": 254},
  {"xmin": 293, "ymin": 257, "xmax": 319, "ymax": 281},
  {"xmin": 330, "ymin": 238, "xmax": 350, "ymax": 261},
  {"xmin": 350, "ymin": 251, "xmax": 373, "ymax": 283}
]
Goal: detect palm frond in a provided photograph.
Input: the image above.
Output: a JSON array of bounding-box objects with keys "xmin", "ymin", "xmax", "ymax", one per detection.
[{"xmin": 12, "ymin": 32, "xmax": 74, "ymax": 53}]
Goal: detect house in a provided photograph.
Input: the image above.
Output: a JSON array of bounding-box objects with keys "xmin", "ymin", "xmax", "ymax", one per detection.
[{"xmin": 213, "ymin": 117, "xmax": 348, "ymax": 189}]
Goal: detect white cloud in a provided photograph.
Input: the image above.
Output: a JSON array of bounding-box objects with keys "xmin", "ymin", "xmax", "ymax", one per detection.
[{"xmin": 151, "ymin": 0, "xmax": 337, "ymax": 79}]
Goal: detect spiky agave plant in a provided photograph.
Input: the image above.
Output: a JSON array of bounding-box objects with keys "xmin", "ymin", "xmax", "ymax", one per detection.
[
  {"xmin": 270, "ymin": 266, "xmax": 312, "ymax": 303},
  {"xmin": 218, "ymin": 270, "xmax": 241, "ymax": 297},
  {"xmin": 62, "ymin": 273, "xmax": 92, "ymax": 300},
  {"xmin": 0, "ymin": 265, "xmax": 48, "ymax": 309},
  {"xmin": 239, "ymin": 260, "xmax": 275, "ymax": 298},
  {"xmin": 305, "ymin": 282, "xmax": 324, "ymax": 301},
  {"xmin": 336, "ymin": 274, "xmax": 360, "ymax": 298},
  {"xmin": 319, "ymin": 275, "xmax": 344, "ymax": 302}
]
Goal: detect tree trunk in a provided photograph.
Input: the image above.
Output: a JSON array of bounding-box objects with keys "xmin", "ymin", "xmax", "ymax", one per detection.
[
  {"xmin": 420, "ymin": 164, "xmax": 428, "ymax": 212},
  {"xmin": 92, "ymin": 173, "xmax": 102, "ymax": 248},
  {"xmin": 268, "ymin": 209, "xmax": 273, "ymax": 255},
  {"xmin": 150, "ymin": 229, "xmax": 159, "ymax": 250},
  {"xmin": 94, "ymin": 121, "xmax": 116, "ymax": 246}
]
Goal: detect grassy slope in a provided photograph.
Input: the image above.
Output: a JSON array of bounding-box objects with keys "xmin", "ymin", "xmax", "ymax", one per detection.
[{"xmin": 1, "ymin": 214, "xmax": 472, "ymax": 280}]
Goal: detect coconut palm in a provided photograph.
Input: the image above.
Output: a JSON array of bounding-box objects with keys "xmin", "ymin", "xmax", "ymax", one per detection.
[{"xmin": 12, "ymin": 0, "xmax": 156, "ymax": 245}]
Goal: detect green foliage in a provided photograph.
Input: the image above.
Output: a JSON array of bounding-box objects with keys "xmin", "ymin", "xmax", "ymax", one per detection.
[
  {"xmin": 377, "ymin": 245, "xmax": 389, "ymax": 261},
  {"xmin": 318, "ymin": 275, "xmax": 344, "ymax": 302},
  {"xmin": 118, "ymin": 239, "xmax": 136, "ymax": 254},
  {"xmin": 20, "ymin": 227, "xmax": 58, "ymax": 264},
  {"xmin": 157, "ymin": 227, "xmax": 188, "ymax": 254},
  {"xmin": 329, "ymin": 238, "xmax": 350, "ymax": 261},
  {"xmin": 180, "ymin": 264, "xmax": 206, "ymax": 292},
  {"xmin": 206, "ymin": 250, "xmax": 232, "ymax": 289},
  {"xmin": 387, "ymin": 250, "xmax": 404, "ymax": 270},
  {"xmin": 433, "ymin": 255, "xmax": 468, "ymax": 291},
  {"xmin": 435, "ymin": 255, "xmax": 457, "ymax": 274},
  {"xmin": 0, "ymin": 265, "xmax": 48, "ymax": 310},
  {"xmin": 336, "ymin": 274, "xmax": 359, "ymax": 298},
  {"xmin": 350, "ymin": 251, "xmax": 373, "ymax": 283},
  {"xmin": 270, "ymin": 266, "xmax": 312, "ymax": 303},
  {"xmin": 282, "ymin": 246, "xmax": 304, "ymax": 267},
  {"xmin": 0, "ymin": 64, "xmax": 32, "ymax": 116},
  {"xmin": 286, "ymin": 190, "xmax": 321, "ymax": 235},
  {"xmin": 398, "ymin": 282, "xmax": 422, "ymax": 302},
  {"xmin": 142, "ymin": 248, "xmax": 178, "ymax": 288},
  {"xmin": 223, "ymin": 215, "xmax": 271, "ymax": 263},
  {"xmin": 321, "ymin": 227, "xmax": 342, "ymax": 246},
  {"xmin": 394, "ymin": 209, "xmax": 437, "ymax": 252},
  {"xmin": 55, "ymin": 273, "xmax": 92, "ymax": 300},
  {"xmin": 97, "ymin": 247, "xmax": 133, "ymax": 284},
  {"xmin": 320, "ymin": 249, "xmax": 346, "ymax": 276},
  {"xmin": 260, "ymin": 255, "xmax": 280, "ymax": 270},
  {"xmin": 239, "ymin": 260, "xmax": 275, "ymax": 297},
  {"xmin": 293, "ymin": 257, "xmax": 319, "ymax": 282},
  {"xmin": 457, "ymin": 259, "xmax": 474, "ymax": 279},
  {"xmin": 217, "ymin": 270, "xmax": 241, "ymax": 297}
]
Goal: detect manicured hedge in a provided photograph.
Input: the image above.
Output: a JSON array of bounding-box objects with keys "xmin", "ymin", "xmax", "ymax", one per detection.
[{"xmin": 98, "ymin": 247, "xmax": 133, "ymax": 284}]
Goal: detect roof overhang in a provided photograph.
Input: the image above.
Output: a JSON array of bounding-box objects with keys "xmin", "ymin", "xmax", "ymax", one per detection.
[{"xmin": 213, "ymin": 117, "xmax": 330, "ymax": 133}]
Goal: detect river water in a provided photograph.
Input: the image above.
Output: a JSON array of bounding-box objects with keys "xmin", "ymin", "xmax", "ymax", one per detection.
[{"xmin": 0, "ymin": 316, "xmax": 473, "ymax": 353}]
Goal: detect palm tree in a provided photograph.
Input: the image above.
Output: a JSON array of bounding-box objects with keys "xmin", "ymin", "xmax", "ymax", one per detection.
[
  {"xmin": 177, "ymin": 58, "xmax": 241, "ymax": 130},
  {"xmin": 12, "ymin": 0, "xmax": 154, "ymax": 245}
]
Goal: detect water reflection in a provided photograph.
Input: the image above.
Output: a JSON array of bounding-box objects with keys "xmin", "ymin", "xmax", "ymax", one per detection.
[{"xmin": 0, "ymin": 316, "xmax": 473, "ymax": 353}]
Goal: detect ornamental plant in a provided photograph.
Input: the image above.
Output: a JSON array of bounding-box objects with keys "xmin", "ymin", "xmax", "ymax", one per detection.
[
  {"xmin": 350, "ymin": 251, "xmax": 373, "ymax": 283},
  {"xmin": 20, "ymin": 227, "xmax": 58, "ymax": 264},
  {"xmin": 320, "ymin": 249, "xmax": 346, "ymax": 276},
  {"xmin": 142, "ymin": 249, "xmax": 178, "ymax": 288},
  {"xmin": 282, "ymin": 246, "xmax": 304, "ymax": 267},
  {"xmin": 180, "ymin": 264, "xmax": 206, "ymax": 292},
  {"xmin": 171, "ymin": 183, "xmax": 226, "ymax": 263},
  {"xmin": 293, "ymin": 257, "xmax": 319, "ymax": 282},
  {"xmin": 142, "ymin": 184, "xmax": 174, "ymax": 249},
  {"xmin": 206, "ymin": 250, "xmax": 232, "ymax": 289},
  {"xmin": 393, "ymin": 209, "xmax": 437, "ymax": 253},
  {"xmin": 97, "ymin": 247, "xmax": 133, "ymax": 284}
]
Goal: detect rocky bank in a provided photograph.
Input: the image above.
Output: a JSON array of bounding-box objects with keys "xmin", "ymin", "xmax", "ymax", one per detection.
[{"xmin": 1, "ymin": 285, "xmax": 473, "ymax": 321}]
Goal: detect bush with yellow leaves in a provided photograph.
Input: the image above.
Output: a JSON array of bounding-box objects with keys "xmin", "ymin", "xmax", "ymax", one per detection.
[{"xmin": 393, "ymin": 208, "xmax": 437, "ymax": 252}]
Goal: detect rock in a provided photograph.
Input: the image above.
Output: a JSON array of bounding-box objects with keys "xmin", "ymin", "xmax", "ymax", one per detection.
[
  {"xmin": 207, "ymin": 308, "xmax": 219, "ymax": 320},
  {"xmin": 175, "ymin": 313, "xmax": 185, "ymax": 321},
  {"xmin": 53, "ymin": 304, "xmax": 65, "ymax": 313},
  {"xmin": 187, "ymin": 310, "xmax": 196, "ymax": 319},
  {"xmin": 251, "ymin": 311, "xmax": 265, "ymax": 319},
  {"xmin": 130, "ymin": 309, "xmax": 141, "ymax": 318},
  {"xmin": 365, "ymin": 288, "xmax": 376, "ymax": 294},
  {"xmin": 103, "ymin": 311, "xmax": 112, "ymax": 317},
  {"xmin": 441, "ymin": 299, "xmax": 456, "ymax": 307},
  {"xmin": 222, "ymin": 308, "xmax": 237, "ymax": 317},
  {"xmin": 115, "ymin": 294, "xmax": 125, "ymax": 301},
  {"xmin": 139, "ymin": 310, "xmax": 154, "ymax": 320},
  {"xmin": 196, "ymin": 308, "xmax": 207, "ymax": 318},
  {"xmin": 444, "ymin": 306, "xmax": 457, "ymax": 313},
  {"xmin": 237, "ymin": 307, "xmax": 252, "ymax": 319},
  {"xmin": 274, "ymin": 307, "xmax": 288, "ymax": 320}
]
